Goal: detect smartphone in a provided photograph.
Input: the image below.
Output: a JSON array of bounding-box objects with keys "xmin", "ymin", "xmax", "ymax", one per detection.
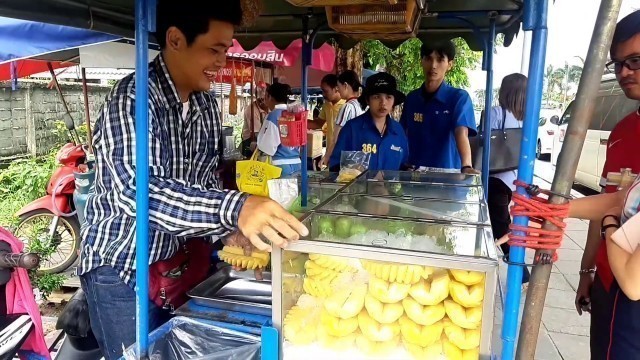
[{"xmin": 578, "ymin": 296, "xmax": 591, "ymax": 313}]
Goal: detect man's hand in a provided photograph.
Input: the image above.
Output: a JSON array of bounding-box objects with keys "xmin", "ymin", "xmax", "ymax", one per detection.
[
  {"xmin": 238, "ymin": 195, "xmax": 309, "ymax": 252},
  {"xmin": 222, "ymin": 232, "xmax": 266, "ymax": 280},
  {"xmin": 575, "ymin": 273, "xmax": 594, "ymax": 315}
]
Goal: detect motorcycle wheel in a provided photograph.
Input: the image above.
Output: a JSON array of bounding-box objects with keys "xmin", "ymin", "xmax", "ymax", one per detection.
[{"xmin": 14, "ymin": 210, "xmax": 81, "ymax": 274}]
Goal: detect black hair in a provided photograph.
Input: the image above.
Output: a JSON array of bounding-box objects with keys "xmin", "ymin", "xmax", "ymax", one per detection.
[
  {"xmin": 266, "ymin": 83, "xmax": 292, "ymax": 103},
  {"xmin": 337, "ymin": 70, "xmax": 363, "ymax": 92},
  {"xmin": 420, "ymin": 40, "xmax": 457, "ymax": 61},
  {"xmin": 610, "ymin": 10, "xmax": 640, "ymax": 58},
  {"xmin": 155, "ymin": 0, "xmax": 243, "ymax": 49},
  {"xmin": 321, "ymin": 74, "xmax": 339, "ymax": 88}
]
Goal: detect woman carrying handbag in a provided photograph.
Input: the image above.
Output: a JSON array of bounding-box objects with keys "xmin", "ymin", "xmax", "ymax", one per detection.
[{"xmin": 484, "ymin": 73, "xmax": 530, "ymax": 287}]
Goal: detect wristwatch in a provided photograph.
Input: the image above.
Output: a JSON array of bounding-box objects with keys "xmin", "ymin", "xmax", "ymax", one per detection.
[{"xmin": 600, "ymin": 214, "xmax": 620, "ymax": 240}]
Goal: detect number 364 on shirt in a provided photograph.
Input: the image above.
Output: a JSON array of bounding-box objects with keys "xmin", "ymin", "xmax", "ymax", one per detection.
[{"xmin": 362, "ymin": 143, "xmax": 377, "ymax": 154}]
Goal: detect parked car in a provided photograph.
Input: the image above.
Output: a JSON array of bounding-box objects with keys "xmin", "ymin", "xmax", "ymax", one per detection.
[
  {"xmin": 551, "ymin": 74, "xmax": 640, "ymax": 191},
  {"xmin": 537, "ymin": 108, "xmax": 562, "ymax": 160}
]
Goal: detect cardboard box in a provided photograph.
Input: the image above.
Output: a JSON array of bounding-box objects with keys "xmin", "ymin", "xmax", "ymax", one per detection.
[{"xmin": 307, "ymin": 130, "xmax": 323, "ymax": 158}]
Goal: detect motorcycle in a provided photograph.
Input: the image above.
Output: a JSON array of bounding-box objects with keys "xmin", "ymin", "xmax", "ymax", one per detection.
[{"xmin": 13, "ymin": 116, "xmax": 88, "ymax": 274}]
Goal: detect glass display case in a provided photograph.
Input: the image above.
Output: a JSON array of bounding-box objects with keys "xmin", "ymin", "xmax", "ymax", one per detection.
[
  {"xmin": 272, "ymin": 172, "xmax": 497, "ymax": 360},
  {"xmin": 341, "ymin": 170, "xmax": 484, "ymax": 202},
  {"xmin": 318, "ymin": 193, "xmax": 489, "ymax": 225},
  {"xmin": 290, "ymin": 171, "xmax": 345, "ymax": 217}
]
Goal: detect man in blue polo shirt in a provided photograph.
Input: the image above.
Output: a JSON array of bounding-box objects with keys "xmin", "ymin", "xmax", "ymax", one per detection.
[{"xmin": 400, "ymin": 41, "xmax": 478, "ymax": 173}]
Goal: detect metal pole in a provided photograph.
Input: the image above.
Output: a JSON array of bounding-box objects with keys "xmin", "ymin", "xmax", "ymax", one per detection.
[
  {"xmin": 10, "ymin": 61, "xmax": 17, "ymax": 90},
  {"xmin": 81, "ymin": 67, "xmax": 93, "ymax": 152},
  {"xmin": 481, "ymin": 18, "xmax": 496, "ymax": 198},
  {"xmin": 516, "ymin": 0, "xmax": 622, "ymax": 358},
  {"xmin": 501, "ymin": 0, "xmax": 547, "ymax": 358},
  {"xmin": 300, "ymin": 17, "xmax": 313, "ymax": 208},
  {"xmin": 134, "ymin": 0, "xmax": 155, "ymax": 357},
  {"xmin": 520, "ymin": 30, "xmax": 532, "ymax": 74}
]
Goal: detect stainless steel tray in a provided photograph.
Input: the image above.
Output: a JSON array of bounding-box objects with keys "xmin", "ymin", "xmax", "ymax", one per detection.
[{"xmin": 187, "ymin": 266, "xmax": 272, "ymax": 316}]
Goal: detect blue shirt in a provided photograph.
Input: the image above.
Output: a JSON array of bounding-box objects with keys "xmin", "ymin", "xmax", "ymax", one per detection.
[
  {"xmin": 329, "ymin": 112, "xmax": 409, "ymax": 171},
  {"xmin": 400, "ymin": 82, "xmax": 477, "ymax": 169}
]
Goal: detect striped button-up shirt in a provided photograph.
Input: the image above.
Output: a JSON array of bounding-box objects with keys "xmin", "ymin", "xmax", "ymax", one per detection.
[{"xmin": 78, "ymin": 54, "xmax": 248, "ymax": 288}]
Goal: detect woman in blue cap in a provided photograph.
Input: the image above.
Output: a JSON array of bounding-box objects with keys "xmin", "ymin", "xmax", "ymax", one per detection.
[{"xmin": 329, "ymin": 72, "xmax": 409, "ymax": 172}]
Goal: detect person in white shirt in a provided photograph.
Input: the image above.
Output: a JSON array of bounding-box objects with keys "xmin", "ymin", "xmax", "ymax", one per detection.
[
  {"xmin": 256, "ymin": 82, "xmax": 301, "ymax": 176},
  {"xmin": 486, "ymin": 73, "xmax": 530, "ymax": 286},
  {"xmin": 322, "ymin": 70, "xmax": 365, "ymax": 168}
]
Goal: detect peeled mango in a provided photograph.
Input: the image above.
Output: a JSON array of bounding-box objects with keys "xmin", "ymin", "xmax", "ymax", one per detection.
[{"xmin": 217, "ymin": 246, "xmax": 270, "ymax": 269}]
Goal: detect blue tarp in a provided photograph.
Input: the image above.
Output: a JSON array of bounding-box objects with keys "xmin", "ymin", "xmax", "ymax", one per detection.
[{"xmin": 0, "ymin": 17, "xmax": 118, "ymax": 64}]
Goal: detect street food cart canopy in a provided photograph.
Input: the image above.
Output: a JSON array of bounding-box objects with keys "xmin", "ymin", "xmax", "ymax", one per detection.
[{"xmin": 0, "ymin": 0, "xmax": 523, "ymax": 51}]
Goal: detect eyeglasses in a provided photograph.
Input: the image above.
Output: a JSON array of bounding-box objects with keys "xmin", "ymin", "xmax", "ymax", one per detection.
[{"xmin": 606, "ymin": 56, "xmax": 640, "ymax": 74}]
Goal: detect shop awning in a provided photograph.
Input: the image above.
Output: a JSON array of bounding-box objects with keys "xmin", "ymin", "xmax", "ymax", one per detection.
[
  {"xmin": 0, "ymin": 1, "xmax": 524, "ymax": 52},
  {"xmin": 0, "ymin": 16, "xmax": 119, "ymax": 80}
]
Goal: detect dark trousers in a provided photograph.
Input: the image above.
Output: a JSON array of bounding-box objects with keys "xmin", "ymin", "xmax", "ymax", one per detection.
[
  {"xmin": 241, "ymin": 138, "xmax": 253, "ymax": 159},
  {"xmin": 487, "ymin": 177, "xmax": 530, "ymax": 284},
  {"xmin": 604, "ymin": 279, "xmax": 640, "ymax": 360},
  {"xmin": 80, "ymin": 266, "xmax": 171, "ymax": 360},
  {"xmin": 590, "ymin": 274, "xmax": 612, "ymax": 360}
]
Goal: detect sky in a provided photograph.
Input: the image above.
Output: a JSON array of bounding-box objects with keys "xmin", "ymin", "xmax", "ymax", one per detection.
[{"xmin": 468, "ymin": 0, "xmax": 640, "ymax": 94}]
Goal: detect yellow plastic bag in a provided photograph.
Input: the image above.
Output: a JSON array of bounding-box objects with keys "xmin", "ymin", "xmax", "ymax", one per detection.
[{"xmin": 236, "ymin": 150, "xmax": 282, "ymax": 197}]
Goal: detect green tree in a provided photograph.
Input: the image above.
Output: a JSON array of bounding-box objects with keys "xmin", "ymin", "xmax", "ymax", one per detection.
[
  {"xmin": 543, "ymin": 61, "xmax": 583, "ymax": 107},
  {"xmin": 362, "ymin": 38, "xmax": 482, "ymax": 94},
  {"xmin": 474, "ymin": 87, "xmax": 500, "ymax": 108}
]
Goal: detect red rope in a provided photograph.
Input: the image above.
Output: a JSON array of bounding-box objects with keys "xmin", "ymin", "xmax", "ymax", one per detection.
[{"xmin": 507, "ymin": 180, "xmax": 570, "ymax": 263}]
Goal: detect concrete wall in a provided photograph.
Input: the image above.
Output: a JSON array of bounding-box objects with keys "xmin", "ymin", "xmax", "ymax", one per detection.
[{"xmin": 0, "ymin": 81, "xmax": 111, "ymax": 158}]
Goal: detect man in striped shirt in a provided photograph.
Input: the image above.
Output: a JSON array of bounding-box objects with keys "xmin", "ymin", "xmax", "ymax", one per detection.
[{"xmin": 77, "ymin": 1, "xmax": 307, "ymax": 358}]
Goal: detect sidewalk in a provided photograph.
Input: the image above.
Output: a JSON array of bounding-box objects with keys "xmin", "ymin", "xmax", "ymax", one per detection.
[{"xmin": 492, "ymin": 215, "xmax": 591, "ymax": 359}]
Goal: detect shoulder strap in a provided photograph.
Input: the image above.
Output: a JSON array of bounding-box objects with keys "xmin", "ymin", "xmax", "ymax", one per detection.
[{"xmin": 501, "ymin": 107, "xmax": 507, "ymax": 132}]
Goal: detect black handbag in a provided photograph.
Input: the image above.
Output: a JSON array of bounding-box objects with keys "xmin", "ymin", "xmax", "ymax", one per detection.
[{"xmin": 470, "ymin": 108, "xmax": 522, "ymax": 174}]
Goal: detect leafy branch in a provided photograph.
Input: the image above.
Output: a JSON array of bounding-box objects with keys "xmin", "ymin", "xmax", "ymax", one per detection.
[{"xmin": 362, "ymin": 38, "xmax": 482, "ymax": 94}]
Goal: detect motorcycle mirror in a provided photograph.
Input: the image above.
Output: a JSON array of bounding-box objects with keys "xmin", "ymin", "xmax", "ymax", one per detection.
[{"xmin": 63, "ymin": 114, "xmax": 76, "ymax": 131}]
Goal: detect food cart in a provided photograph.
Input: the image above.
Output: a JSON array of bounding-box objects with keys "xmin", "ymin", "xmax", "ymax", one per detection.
[
  {"xmin": 272, "ymin": 170, "xmax": 498, "ymax": 359},
  {"xmin": 0, "ymin": 0, "xmax": 617, "ymax": 359}
]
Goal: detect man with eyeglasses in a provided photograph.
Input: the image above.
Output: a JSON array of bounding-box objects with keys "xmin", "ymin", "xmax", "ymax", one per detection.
[{"xmin": 574, "ymin": 10, "xmax": 640, "ymax": 359}]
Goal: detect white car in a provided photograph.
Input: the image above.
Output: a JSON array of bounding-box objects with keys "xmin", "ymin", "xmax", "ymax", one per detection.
[
  {"xmin": 551, "ymin": 75, "xmax": 640, "ymax": 191},
  {"xmin": 536, "ymin": 108, "xmax": 562, "ymax": 160}
]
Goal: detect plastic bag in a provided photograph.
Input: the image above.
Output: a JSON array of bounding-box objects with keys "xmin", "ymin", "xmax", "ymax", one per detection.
[
  {"xmin": 336, "ymin": 151, "xmax": 371, "ymax": 183},
  {"xmin": 268, "ymin": 178, "xmax": 299, "ymax": 209},
  {"xmin": 122, "ymin": 317, "xmax": 260, "ymax": 360},
  {"xmin": 236, "ymin": 150, "xmax": 282, "ymax": 197}
]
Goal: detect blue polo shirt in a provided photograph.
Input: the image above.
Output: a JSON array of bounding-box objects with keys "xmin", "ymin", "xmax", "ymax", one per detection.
[
  {"xmin": 329, "ymin": 112, "xmax": 409, "ymax": 171},
  {"xmin": 400, "ymin": 82, "xmax": 477, "ymax": 169}
]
